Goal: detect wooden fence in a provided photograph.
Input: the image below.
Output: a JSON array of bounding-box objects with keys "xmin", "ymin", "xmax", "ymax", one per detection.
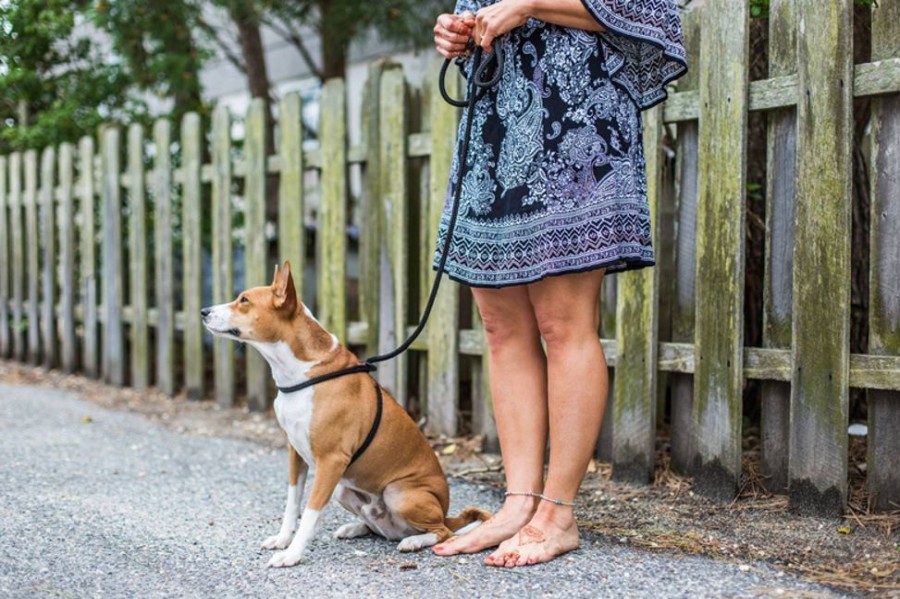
[{"xmin": 1, "ymin": 0, "xmax": 899, "ymax": 517}]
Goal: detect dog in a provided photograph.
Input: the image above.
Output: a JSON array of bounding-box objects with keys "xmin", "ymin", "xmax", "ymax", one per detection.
[{"xmin": 201, "ymin": 261, "xmax": 489, "ymax": 568}]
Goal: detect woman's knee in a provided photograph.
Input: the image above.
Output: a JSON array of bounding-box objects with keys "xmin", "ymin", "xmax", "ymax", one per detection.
[
  {"xmin": 533, "ymin": 303, "xmax": 599, "ymax": 349},
  {"xmin": 473, "ymin": 289, "xmax": 539, "ymax": 351}
]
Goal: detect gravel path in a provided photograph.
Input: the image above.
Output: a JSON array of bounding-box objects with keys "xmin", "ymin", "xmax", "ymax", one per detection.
[{"xmin": 0, "ymin": 383, "xmax": 842, "ymax": 598}]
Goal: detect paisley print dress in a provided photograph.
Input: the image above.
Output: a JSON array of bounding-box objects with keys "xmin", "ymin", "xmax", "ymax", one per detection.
[{"xmin": 434, "ymin": 0, "xmax": 687, "ymax": 288}]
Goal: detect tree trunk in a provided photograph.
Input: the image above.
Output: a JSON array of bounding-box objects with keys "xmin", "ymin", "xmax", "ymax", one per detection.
[
  {"xmin": 318, "ymin": 0, "xmax": 350, "ymax": 80},
  {"xmin": 230, "ymin": 3, "xmax": 279, "ymax": 228}
]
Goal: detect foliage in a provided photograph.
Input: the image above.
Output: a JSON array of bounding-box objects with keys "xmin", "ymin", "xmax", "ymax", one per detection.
[
  {"xmin": 0, "ymin": 0, "xmax": 132, "ymax": 153},
  {"xmin": 90, "ymin": 0, "xmax": 211, "ymax": 124}
]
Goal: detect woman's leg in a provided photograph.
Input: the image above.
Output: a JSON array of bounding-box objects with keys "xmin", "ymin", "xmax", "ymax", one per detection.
[
  {"xmin": 433, "ymin": 283, "xmax": 548, "ymax": 555},
  {"xmin": 486, "ymin": 268, "xmax": 608, "ymax": 567}
]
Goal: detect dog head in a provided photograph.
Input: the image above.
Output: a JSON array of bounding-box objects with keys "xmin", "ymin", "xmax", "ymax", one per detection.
[{"xmin": 201, "ymin": 261, "xmax": 335, "ymax": 363}]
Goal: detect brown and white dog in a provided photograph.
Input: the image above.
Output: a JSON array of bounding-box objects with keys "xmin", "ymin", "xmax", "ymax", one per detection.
[{"xmin": 201, "ymin": 261, "xmax": 489, "ymax": 568}]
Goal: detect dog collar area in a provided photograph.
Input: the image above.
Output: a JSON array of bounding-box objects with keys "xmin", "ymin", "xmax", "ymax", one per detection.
[
  {"xmin": 276, "ymin": 363, "xmax": 377, "ymax": 394},
  {"xmin": 276, "ymin": 363, "xmax": 382, "ymax": 466}
]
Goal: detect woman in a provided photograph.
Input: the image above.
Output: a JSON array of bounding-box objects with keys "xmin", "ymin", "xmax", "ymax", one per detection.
[{"xmin": 430, "ymin": 0, "xmax": 686, "ymax": 567}]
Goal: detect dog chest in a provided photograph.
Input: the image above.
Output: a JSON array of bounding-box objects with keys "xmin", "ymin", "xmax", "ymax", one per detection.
[{"xmin": 274, "ymin": 390, "xmax": 316, "ymax": 467}]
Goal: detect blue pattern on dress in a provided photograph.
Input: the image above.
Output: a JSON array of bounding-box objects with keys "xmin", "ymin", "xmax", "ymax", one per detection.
[{"xmin": 434, "ymin": 0, "xmax": 686, "ymax": 288}]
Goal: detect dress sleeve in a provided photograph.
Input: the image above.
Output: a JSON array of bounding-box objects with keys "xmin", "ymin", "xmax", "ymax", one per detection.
[{"xmin": 581, "ymin": 0, "xmax": 688, "ymax": 109}]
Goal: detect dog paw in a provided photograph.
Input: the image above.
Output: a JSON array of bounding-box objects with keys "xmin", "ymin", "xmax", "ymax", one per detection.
[
  {"xmin": 397, "ymin": 532, "xmax": 438, "ymax": 552},
  {"xmin": 260, "ymin": 533, "xmax": 293, "ymax": 550},
  {"xmin": 267, "ymin": 549, "xmax": 303, "ymax": 568},
  {"xmin": 334, "ymin": 522, "xmax": 371, "ymax": 540}
]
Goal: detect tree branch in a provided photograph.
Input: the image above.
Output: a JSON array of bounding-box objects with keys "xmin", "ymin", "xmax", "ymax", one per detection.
[
  {"xmin": 261, "ymin": 14, "xmax": 323, "ymax": 81},
  {"xmin": 196, "ymin": 17, "xmax": 247, "ymax": 75}
]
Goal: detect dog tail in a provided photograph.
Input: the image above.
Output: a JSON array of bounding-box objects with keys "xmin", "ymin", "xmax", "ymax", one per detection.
[{"xmin": 444, "ymin": 506, "xmax": 491, "ymax": 532}]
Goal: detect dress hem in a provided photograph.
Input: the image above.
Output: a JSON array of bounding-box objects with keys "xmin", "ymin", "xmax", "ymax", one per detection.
[{"xmin": 433, "ymin": 257, "xmax": 655, "ymax": 289}]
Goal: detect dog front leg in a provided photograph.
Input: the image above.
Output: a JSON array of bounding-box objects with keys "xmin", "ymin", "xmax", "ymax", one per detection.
[
  {"xmin": 267, "ymin": 456, "xmax": 347, "ymax": 568},
  {"xmin": 262, "ymin": 445, "xmax": 308, "ymax": 550}
]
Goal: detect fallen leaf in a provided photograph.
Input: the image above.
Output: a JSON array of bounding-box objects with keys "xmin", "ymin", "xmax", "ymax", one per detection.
[{"xmin": 81, "ymin": 416, "xmax": 93, "ymax": 423}]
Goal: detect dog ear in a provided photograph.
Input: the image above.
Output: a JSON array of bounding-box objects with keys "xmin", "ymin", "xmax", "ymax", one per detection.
[{"xmin": 273, "ymin": 260, "xmax": 297, "ymax": 312}]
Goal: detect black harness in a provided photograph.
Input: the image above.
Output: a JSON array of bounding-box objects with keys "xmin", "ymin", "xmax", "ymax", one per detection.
[{"xmin": 277, "ymin": 46, "xmax": 503, "ymax": 466}]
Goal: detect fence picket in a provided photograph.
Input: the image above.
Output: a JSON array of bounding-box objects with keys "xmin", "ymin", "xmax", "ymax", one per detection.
[
  {"xmin": 278, "ymin": 93, "xmax": 305, "ymax": 294},
  {"xmin": 427, "ymin": 58, "xmax": 461, "ymax": 436},
  {"xmin": 78, "ymin": 137, "xmax": 99, "ymax": 378},
  {"xmin": 59, "ymin": 143, "xmax": 76, "ymax": 373},
  {"xmin": 182, "ymin": 113, "xmax": 204, "ymax": 400},
  {"xmin": 693, "ymin": 0, "xmax": 749, "ymax": 501},
  {"xmin": 611, "ymin": 105, "xmax": 663, "ymax": 483},
  {"xmin": 318, "ymin": 79, "xmax": 348, "ymax": 347},
  {"xmin": 211, "ymin": 106, "xmax": 235, "ymax": 408},
  {"xmin": 25, "ymin": 150, "xmax": 40, "ymax": 365},
  {"xmin": 153, "ymin": 120, "xmax": 175, "ymax": 396},
  {"xmin": 0, "ymin": 157, "xmax": 9, "ymax": 357},
  {"xmin": 761, "ymin": 0, "xmax": 798, "ymax": 493},
  {"xmin": 790, "ymin": 0, "xmax": 853, "ymax": 517},
  {"xmin": 10, "ymin": 153, "xmax": 24, "ymax": 361},
  {"xmin": 101, "ymin": 128, "xmax": 124, "ymax": 385},
  {"xmin": 244, "ymin": 99, "xmax": 269, "ymax": 410},
  {"xmin": 670, "ymin": 7, "xmax": 701, "ymax": 474},
  {"xmin": 40, "ymin": 147, "xmax": 57, "ymax": 369},
  {"xmin": 867, "ymin": 0, "xmax": 900, "ymax": 512},
  {"xmin": 378, "ymin": 68, "xmax": 409, "ymax": 406},
  {"xmin": 361, "ymin": 63, "xmax": 388, "ymax": 361},
  {"xmin": 128, "ymin": 124, "xmax": 149, "ymax": 390}
]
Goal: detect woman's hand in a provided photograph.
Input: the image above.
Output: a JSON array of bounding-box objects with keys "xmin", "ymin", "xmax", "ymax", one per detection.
[
  {"xmin": 472, "ymin": 0, "xmax": 532, "ymax": 52},
  {"xmin": 434, "ymin": 12, "xmax": 476, "ymax": 59}
]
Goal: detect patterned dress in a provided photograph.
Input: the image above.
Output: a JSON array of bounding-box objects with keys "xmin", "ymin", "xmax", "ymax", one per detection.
[{"xmin": 434, "ymin": 0, "xmax": 687, "ymax": 288}]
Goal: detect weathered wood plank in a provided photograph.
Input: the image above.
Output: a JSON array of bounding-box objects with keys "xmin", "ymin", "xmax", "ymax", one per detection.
[
  {"xmin": 278, "ymin": 93, "xmax": 305, "ymax": 293},
  {"xmin": 244, "ymin": 99, "xmax": 269, "ymax": 410},
  {"xmin": 427, "ymin": 57, "xmax": 461, "ymax": 436},
  {"xmin": 379, "ymin": 67, "xmax": 409, "ymax": 406},
  {"xmin": 153, "ymin": 120, "xmax": 175, "ymax": 396},
  {"xmin": 612, "ymin": 104, "xmax": 663, "ymax": 484},
  {"xmin": 669, "ymin": 6, "xmax": 701, "ymax": 474},
  {"xmin": 9, "ymin": 153, "xmax": 25, "ymax": 361},
  {"xmin": 59, "ymin": 143, "xmax": 77, "ymax": 373},
  {"xmin": 211, "ymin": 106, "xmax": 235, "ymax": 408},
  {"xmin": 0, "ymin": 156, "xmax": 8, "ymax": 357},
  {"xmin": 761, "ymin": 0, "xmax": 798, "ymax": 494},
  {"xmin": 692, "ymin": 0, "xmax": 748, "ymax": 501},
  {"xmin": 361, "ymin": 61, "xmax": 388, "ymax": 361},
  {"xmin": 790, "ymin": 0, "xmax": 853, "ymax": 517},
  {"xmin": 128, "ymin": 124, "xmax": 149, "ymax": 390},
  {"xmin": 663, "ymin": 57, "xmax": 900, "ymax": 123},
  {"xmin": 78, "ymin": 137, "xmax": 99, "ymax": 378},
  {"xmin": 101, "ymin": 127, "xmax": 125, "ymax": 386},
  {"xmin": 181, "ymin": 113, "xmax": 204, "ymax": 400},
  {"xmin": 24, "ymin": 150, "xmax": 41, "ymax": 365},
  {"xmin": 318, "ymin": 79, "xmax": 348, "ymax": 346},
  {"xmin": 867, "ymin": 0, "xmax": 900, "ymax": 512},
  {"xmin": 40, "ymin": 147, "xmax": 57, "ymax": 369}
]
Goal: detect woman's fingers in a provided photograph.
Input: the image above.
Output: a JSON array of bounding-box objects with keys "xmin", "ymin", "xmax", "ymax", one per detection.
[{"xmin": 434, "ymin": 13, "xmax": 475, "ymax": 57}]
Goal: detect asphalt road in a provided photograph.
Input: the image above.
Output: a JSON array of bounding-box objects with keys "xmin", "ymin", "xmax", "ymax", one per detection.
[{"xmin": 0, "ymin": 382, "xmax": 842, "ymax": 598}]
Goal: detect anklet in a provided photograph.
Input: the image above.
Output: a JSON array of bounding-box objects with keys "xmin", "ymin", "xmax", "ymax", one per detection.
[
  {"xmin": 504, "ymin": 491, "xmax": 576, "ymax": 507},
  {"xmin": 538, "ymin": 494, "xmax": 576, "ymax": 507}
]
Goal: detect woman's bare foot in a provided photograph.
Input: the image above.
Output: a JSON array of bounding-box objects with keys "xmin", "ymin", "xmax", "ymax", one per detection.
[
  {"xmin": 484, "ymin": 503, "xmax": 580, "ymax": 567},
  {"xmin": 432, "ymin": 494, "xmax": 538, "ymax": 556}
]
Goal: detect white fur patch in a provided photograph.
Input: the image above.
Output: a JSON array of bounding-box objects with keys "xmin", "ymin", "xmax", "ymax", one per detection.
[
  {"xmin": 267, "ymin": 508, "xmax": 322, "ymax": 568},
  {"xmin": 397, "ymin": 532, "xmax": 438, "ymax": 552},
  {"xmin": 261, "ymin": 483, "xmax": 303, "ymax": 550},
  {"xmin": 248, "ymin": 340, "xmax": 319, "ymax": 389},
  {"xmin": 334, "ymin": 521, "xmax": 371, "ymax": 539}
]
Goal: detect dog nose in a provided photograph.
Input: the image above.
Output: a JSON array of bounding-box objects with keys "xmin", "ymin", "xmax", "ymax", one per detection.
[{"xmin": 201, "ymin": 307, "xmax": 211, "ymax": 319}]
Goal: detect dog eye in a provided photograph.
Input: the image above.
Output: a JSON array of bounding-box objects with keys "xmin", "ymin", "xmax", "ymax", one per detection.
[{"xmin": 239, "ymin": 296, "xmax": 249, "ymax": 304}]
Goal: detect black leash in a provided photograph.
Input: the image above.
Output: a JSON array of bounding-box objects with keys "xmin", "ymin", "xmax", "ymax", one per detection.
[{"xmin": 277, "ymin": 44, "xmax": 504, "ymax": 464}]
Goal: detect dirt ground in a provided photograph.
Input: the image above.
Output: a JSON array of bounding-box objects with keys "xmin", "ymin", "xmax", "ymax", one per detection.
[{"xmin": 2, "ymin": 360, "xmax": 897, "ymax": 597}]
